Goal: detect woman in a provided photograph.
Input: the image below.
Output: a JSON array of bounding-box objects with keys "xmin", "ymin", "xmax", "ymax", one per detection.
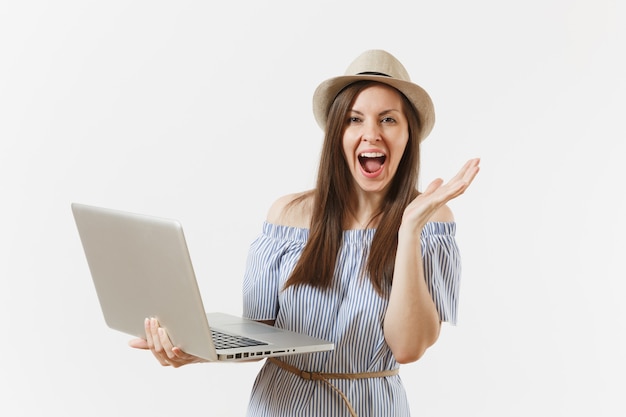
[{"xmin": 131, "ymin": 49, "xmax": 480, "ymax": 416}]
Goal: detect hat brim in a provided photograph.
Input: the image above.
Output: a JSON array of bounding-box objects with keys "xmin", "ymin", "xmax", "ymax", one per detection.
[{"xmin": 312, "ymin": 75, "xmax": 435, "ymax": 141}]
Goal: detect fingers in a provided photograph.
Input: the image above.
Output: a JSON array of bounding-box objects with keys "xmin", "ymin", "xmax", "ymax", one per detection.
[
  {"xmin": 438, "ymin": 158, "xmax": 480, "ymax": 200},
  {"xmin": 128, "ymin": 338, "xmax": 149, "ymax": 350},
  {"xmin": 148, "ymin": 318, "xmax": 164, "ymax": 354},
  {"xmin": 422, "ymin": 178, "xmax": 444, "ymax": 196},
  {"xmin": 421, "ymin": 158, "xmax": 480, "ymax": 200},
  {"xmin": 144, "ymin": 317, "xmax": 155, "ymax": 350},
  {"xmin": 461, "ymin": 157, "xmax": 480, "ymax": 182},
  {"xmin": 129, "ymin": 317, "xmax": 204, "ymax": 367},
  {"xmin": 144, "ymin": 317, "xmax": 174, "ymax": 366},
  {"xmin": 404, "ymin": 158, "xmax": 480, "ymax": 226},
  {"xmin": 455, "ymin": 158, "xmax": 480, "ymax": 188},
  {"xmin": 141, "ymin": 318, "xmax": 204, "ymax": 367},
  {"xmin": 170, "ymin": 346, "xmax": 204, "ymax": 365},
  {"xmin": 157, "ymin": 327, "xmax": 176, "ymax": 359},
  {"xmin": 457, "ymin": 159, "xmax": 480, "ymax": 196}
]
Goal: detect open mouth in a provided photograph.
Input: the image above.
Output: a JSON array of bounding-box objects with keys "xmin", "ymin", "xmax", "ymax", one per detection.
[{"xmin": 358, "ymin": 152, "xmax": 386, "ymax": 174}]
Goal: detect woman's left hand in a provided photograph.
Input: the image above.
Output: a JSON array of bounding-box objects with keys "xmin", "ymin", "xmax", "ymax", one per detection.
[{"xmin": 402, "ymin": 158, "xmax": 480, "ymax": 231}]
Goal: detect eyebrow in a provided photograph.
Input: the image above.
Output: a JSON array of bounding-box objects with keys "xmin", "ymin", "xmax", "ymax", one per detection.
[{"xmin": 349, "ymin": 108, "xmax": 401, "ymax": 117}]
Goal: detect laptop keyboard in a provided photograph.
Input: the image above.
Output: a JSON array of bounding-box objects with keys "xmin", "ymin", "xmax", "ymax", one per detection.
[{"xmin": 211, "ymin": 329, "xmax": 269, "ymax": 350}]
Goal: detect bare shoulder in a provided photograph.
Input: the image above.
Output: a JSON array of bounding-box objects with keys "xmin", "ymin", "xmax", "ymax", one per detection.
[
  {"xmin": 429, "ymin": 203, "xmax": 455, "ymax": 223},
  {"xmin": 266, "ymin": 190, "xmax": 314, "ymax": 228}
]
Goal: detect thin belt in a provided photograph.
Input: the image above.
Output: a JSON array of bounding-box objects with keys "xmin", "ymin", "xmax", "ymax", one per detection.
[{"xmin": 267, "ymin": 357, "xmax": 400, "ymax": 417}]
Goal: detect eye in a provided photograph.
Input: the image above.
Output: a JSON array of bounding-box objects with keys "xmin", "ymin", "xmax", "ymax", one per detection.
[
  {"xmin": 348, "ymin": 116, "xmax": 362, "ymax": 124},
  {"xmin": 381, "ymin": 116, "xmax": 396, "ymax": 124}
]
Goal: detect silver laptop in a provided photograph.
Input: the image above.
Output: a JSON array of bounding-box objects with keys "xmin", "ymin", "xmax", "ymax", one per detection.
[{"xmin": 71, "ymin": 202, "xmax": 334, "ymax": 362}]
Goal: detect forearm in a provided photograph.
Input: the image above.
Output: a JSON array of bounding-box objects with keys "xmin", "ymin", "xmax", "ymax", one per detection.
[{"xmin": 383, "ymin": 230, "xmax": 441, "ymax": 363}]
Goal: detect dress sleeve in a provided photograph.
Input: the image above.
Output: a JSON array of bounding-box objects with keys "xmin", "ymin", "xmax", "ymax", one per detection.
[
  {"xmin": 421, "ymin": 222, "xmax": 462, "ymax": 325},
  {"xmin": 242, "ymin": 223, "xmax": 291, "ymax": 321}
]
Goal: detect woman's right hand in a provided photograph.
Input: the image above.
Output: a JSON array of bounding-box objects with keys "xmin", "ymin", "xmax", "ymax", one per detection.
[{"xmin": 128, "ymin": 317, "xmax": 208, "ymax": 367}]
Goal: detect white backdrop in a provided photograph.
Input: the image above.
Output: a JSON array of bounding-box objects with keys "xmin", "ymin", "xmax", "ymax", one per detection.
[{"xmin": 1, "ymin": 1, "xmax": 624, "ymax": 416}]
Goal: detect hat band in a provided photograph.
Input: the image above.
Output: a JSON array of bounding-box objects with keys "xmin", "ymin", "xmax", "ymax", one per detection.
[{"xmin": 357, "ymin": 71, "xmax": 391, "ymax": 77}]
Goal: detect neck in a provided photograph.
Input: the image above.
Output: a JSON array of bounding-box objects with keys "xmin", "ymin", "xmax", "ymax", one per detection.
[
  {"xmin": 344, "ymin": 188, "xmax": 385, "ymax": 229},
  {"xmin": 346, "ymin": 207, "xmax": 382, "ymax": 230}
]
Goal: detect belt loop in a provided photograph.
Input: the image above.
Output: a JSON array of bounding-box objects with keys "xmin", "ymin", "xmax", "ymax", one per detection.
[{"xmin": 299, "ymin": 370, "xmax": 313, "ymax": 380}]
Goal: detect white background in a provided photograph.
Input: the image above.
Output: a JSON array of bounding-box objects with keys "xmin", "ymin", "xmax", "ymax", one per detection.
[{"xmin": 1, "ymin": 1, "xmax": 624, "ymax": 415}]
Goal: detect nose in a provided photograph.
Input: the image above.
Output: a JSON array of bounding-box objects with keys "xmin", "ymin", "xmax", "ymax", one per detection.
[{"xmin": 361, "ymin": 120, "xmax": 381, "ymax": 142}]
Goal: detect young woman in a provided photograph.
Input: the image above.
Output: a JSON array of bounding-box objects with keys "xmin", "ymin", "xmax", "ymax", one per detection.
[{"xmin": 131, "ymin": 49, "xmax": 480, "ymax": 417}]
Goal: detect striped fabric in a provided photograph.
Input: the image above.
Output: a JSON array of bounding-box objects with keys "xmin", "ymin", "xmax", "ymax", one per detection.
[{"xmin": 242, "ymin": 221, "xmax": 461, "ymax": 417}]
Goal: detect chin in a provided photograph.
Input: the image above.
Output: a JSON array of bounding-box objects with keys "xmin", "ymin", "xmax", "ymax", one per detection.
[{"xmin": 356, "ymin": 181, "xmax": 390, "ymax": 195}]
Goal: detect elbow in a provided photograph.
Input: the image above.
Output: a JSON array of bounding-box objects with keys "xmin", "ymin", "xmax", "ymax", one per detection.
[
  {"xmin": 392, "ymin": 344, "xmax": 429, "ymax": 364},
  {"xmin": 388, "ymin": 324, "xmax": 441, "ymax": 364}
]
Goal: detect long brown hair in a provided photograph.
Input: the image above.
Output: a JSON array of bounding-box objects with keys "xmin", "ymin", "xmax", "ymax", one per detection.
[{"xmin": 283, "ymin": 81, "xmax": 422, "ymax": 296}]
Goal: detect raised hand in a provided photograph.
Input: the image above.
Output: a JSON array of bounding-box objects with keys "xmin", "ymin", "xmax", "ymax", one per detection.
[{"xmin": 402, "ymin": 158, "xmax": 480, "ymax": 231}]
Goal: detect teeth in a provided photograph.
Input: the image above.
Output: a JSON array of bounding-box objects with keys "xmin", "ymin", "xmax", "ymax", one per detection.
[{"xmin": 359, "ymin": 152, "xmax": 384, "ymax": 158}]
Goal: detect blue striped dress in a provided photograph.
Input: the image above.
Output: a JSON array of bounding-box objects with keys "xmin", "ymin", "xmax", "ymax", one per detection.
[{"xmin": 242, "ymin": 221, "xmax": 461, "ymax": 417}]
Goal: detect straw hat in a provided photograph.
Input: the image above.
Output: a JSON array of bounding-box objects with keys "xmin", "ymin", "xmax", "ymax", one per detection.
[{"xmin": 312, "ymin": 49, "xmax": 435, "ymax": 141}]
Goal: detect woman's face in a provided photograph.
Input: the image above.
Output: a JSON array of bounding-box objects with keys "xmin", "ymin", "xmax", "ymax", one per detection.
[{"xmin": 342, "ymin": 84, "xmax": 410, "ymax": 195}]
